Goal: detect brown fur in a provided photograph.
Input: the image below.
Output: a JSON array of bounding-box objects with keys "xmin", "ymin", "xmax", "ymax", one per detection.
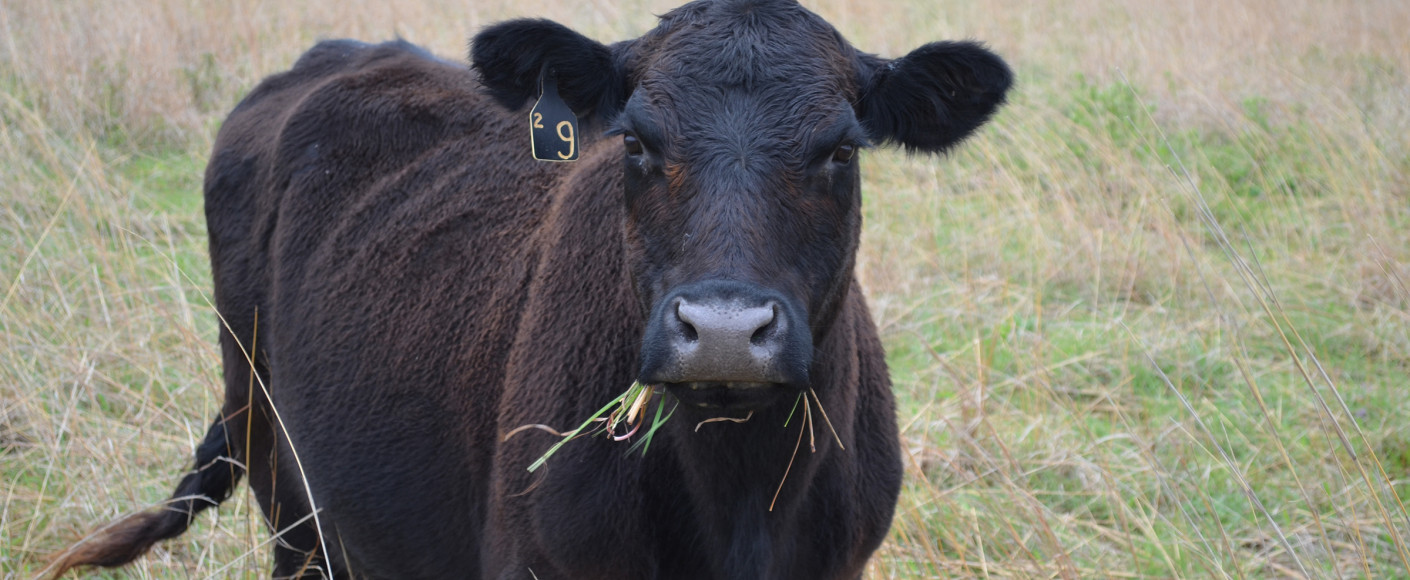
[{"xmin": 55, "ymin": 1, "xmax": 1011, "ymax": 578}]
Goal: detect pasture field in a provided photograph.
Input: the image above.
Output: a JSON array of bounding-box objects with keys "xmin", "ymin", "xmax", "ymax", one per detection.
[{"xmin": 2, "ymin": 0, "xmax": 1408, "ymax": 577}]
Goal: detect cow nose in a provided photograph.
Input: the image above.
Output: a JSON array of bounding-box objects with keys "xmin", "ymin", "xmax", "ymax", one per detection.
[
  {"xmin": 661, "ymin": 297, "xmax": 787, "ymax": 383},
  {"xmin": 676, "ymin": 299, "xmax": 776, "ymax": 345}
]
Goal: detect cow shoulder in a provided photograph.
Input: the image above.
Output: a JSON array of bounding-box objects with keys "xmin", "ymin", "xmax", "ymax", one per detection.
[{"xmin": 268, "ymin": 41, "xmax": 485, "ymax": 189}]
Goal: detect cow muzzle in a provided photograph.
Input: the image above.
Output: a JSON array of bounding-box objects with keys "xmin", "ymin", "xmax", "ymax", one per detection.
[{"xmin": 639, "ymin": 281, "xmax": 811, "ymax": 410}]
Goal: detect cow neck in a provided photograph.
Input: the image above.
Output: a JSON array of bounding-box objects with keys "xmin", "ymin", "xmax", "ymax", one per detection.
[{"xmin": 660, "ymin": 293, "xmax": 859, "ymax": 578}]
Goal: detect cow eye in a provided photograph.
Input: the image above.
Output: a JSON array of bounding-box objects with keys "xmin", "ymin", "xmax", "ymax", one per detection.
[
  {"xmin": 623, "ymin": 134, "xmax": 644, "ymax": 156},
  {"xmin": 832, "ymin": 143, "xmax": 855, "ymax": 165}
]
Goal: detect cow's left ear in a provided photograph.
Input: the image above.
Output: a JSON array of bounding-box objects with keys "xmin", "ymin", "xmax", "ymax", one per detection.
[
  {"xmin": 855, "ymin": 41, "xmax": 1012, "ymax": 153},
  {"xmin": 471, "ymin": 19, "xmax": 631, "ymax": 121}
]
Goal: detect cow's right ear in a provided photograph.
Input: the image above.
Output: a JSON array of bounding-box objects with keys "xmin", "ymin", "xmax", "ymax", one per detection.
[{"xmin": 471, "ymin": 19, "xmax": 631, "ymax": 122}]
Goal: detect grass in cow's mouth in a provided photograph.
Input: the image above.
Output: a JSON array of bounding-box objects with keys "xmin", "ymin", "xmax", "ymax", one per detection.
[
  {"xmin": 519, "ymin": 382, "xmax": 847, "ymax": 487},
  {"xmin": 770, "ymin": 389, "xmax": 847, "ymax": 510},
  {"xmin": 522, "ymin": 381, "xmax": 677, "ymax": 472}
]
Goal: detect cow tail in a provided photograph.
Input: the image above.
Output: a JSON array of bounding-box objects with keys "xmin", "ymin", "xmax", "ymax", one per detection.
[{"xmin": 47, "ymin": 417, "xmax": 244, "ymax": 578}]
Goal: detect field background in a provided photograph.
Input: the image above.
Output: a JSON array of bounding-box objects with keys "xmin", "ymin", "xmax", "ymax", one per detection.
[{"xmin": 3, "ymin": 0, "xmax": 1408, "ymax": 577}]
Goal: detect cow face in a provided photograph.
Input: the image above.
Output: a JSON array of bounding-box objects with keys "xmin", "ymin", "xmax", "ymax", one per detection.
[{"xmin": 473, "ymin": 0, "xmax": 1011, "ymax": 411}]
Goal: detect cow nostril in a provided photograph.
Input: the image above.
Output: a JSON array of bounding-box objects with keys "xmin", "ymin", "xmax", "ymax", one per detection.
[
  {"xmin": 674, "ymin": 301, "xmax": 699, "ymax": 342},
  {"xmin": 749, "ymin": 320, "xmax": 774, "ymax": 345},
  {"xmin": 749, "ymin": 303, "xmax": 779, "ymax": 346}
]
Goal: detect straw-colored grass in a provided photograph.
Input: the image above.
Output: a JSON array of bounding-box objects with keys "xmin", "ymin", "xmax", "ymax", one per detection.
[{"xmin": 3, "ymin": 0, "xmax": 1407, "ymax": 577}]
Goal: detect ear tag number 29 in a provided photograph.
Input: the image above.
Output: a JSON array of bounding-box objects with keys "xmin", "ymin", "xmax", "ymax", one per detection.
[{"xmin": 530, "ymin": 68, "xmax": 579, "ymax": 162}]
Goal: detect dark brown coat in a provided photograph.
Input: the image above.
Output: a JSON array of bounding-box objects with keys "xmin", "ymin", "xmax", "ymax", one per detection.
[{"xmin": 52, "ymin": 1, "xmax": 1010, "ymax": 578}]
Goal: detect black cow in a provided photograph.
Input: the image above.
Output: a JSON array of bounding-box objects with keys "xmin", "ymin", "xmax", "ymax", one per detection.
[{"xmin": 52, "ymin": 0, "xmax": 1009, "ymax": 578}]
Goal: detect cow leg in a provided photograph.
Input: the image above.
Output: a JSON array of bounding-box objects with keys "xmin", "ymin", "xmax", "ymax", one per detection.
[
  {"xmin": 209, "ymin": 314, "xmax": 335, "ymax": 578},
  {"xmin": 126, "ymin": 403, "xmax": 334, "ymax": 580},
  {"xmin": 261, "ymin": 460, "xmax": 349, "ymax": 579},
  {"xmin": 215, "ymin": 327, "xmax": 346, "ymax": 579},
  {"xmin": 248, "ymin": 408, "xmax": 336, "ymax": 579}
]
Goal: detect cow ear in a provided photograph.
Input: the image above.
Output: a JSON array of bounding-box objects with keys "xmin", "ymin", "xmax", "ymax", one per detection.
[
  {"xmin": 471, "ymin": 19, "xmax": 631, "ymax": 121},
  {"xmin": 855, "ymin": 41, "xmax": 1012, "ymax": 153}
]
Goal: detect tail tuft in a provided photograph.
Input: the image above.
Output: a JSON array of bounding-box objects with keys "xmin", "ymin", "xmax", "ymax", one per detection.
[
  {"xmin": 48, "ymin": 510, "xmax": 188, "ymax": 577},
  {"xmin": 47, "ymin": 418, "xmax": 244, "ymax": 578}
]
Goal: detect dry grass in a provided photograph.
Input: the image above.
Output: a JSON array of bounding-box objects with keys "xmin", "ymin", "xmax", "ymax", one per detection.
[{"xmin": 2, "ymin": 0, "xmax": 1408, "ymax": 578}]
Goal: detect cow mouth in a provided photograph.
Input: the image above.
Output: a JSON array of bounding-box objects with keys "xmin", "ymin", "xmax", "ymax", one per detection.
[{"xmin": 663, "ymin": 381, "xmax": 793, "ymax": 411}]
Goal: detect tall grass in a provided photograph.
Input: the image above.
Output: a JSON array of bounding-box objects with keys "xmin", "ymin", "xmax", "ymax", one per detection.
[{"xmin": 2, "ymin": 0, "xmax": 1408, "ymax": 578}]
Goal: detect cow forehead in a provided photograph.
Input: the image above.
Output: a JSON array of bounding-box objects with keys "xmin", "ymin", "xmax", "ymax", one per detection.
[
  {"xmin": 624, "ymin": 1, "xmax": 863, "ymax": 164},
  {"xmin": 632, "ymin": 0, "xmax": 859, "ymax": 94}
]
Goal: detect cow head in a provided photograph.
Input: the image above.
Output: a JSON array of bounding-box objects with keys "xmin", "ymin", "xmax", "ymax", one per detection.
[{"xmin": 473, "ymin": 0, "xmax": 1010, "ymax": 411}]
